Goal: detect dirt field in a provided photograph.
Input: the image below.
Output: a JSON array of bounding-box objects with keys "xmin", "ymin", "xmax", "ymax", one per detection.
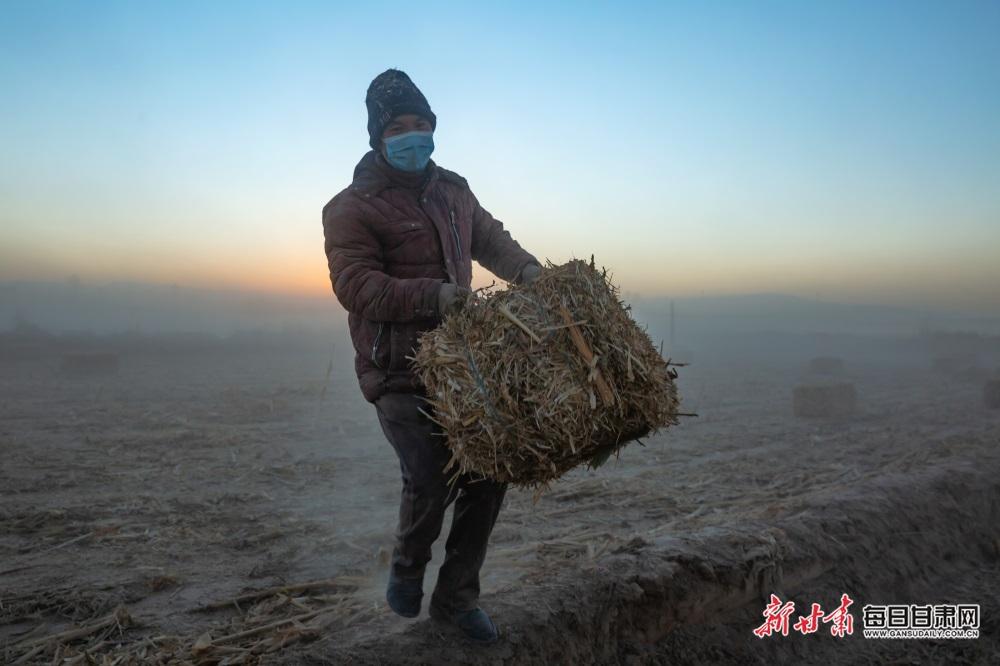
[{"xmin": 2, "ymin": 334, "xmax": 999, "ymax": 664}]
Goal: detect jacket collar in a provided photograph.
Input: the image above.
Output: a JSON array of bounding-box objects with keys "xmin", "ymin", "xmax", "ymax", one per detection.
[
  {"xmin": 350, "ymin": 150, "xmax": 466, "ymax": 197},
  {"xmin": 351, "ymin": 150, "xmax": 435, "ymax": 195}
]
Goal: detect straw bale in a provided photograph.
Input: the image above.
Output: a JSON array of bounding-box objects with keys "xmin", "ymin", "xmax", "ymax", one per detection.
[
  {"xmin": 792, "ymin": 383, "xmax": 857, "ymax": 418},
  {"xmin": 412, "ymin": 258, "xmax": 680, "ymax": 488}
]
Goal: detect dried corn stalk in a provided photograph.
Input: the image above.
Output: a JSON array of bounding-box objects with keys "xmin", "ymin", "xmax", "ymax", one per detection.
[{"xmin": 412, "ymin": 258, "xmax": 680, "ymax": 488}]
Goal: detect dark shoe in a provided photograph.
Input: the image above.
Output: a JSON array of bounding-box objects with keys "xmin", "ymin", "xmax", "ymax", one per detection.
[
  {"xmin": 429, "ymin": 603, "xmax": 499, "ymax": 644},
  {"xmin": 386, "ymin": 575, "xmax": 423, "ymax": 618}
]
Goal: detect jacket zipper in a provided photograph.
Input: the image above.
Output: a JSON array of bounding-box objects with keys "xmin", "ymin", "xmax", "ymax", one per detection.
[
  {"xmin": 371, "ymin": 322, "xmax": 385, "ymax": 368},
  {"xmin": 449, "ymin": 210, "xmax": 463, "ymax": 261}
]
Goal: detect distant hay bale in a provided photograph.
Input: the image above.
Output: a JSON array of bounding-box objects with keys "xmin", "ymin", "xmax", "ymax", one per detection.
[
  {"xmin": 985, "ymin": 380, "xmax": 1000, "ymax": 410},
  {"xmin": 807, "ymin": 356, "xmax": 845, "ymax": 375},
  {"xmin": 59, "ymin": 352, "xmax": 120, "ymax": 377},
  {"xmin": 413, "ymin": 258, "xmax": 681, "ymax": 489},
  {"xmin": 931, "ymin": 353, "xmax": 985, "ymax": 382},
  {"xmin": 792, "ymin": 383, "xmax": 857, "ymax": 418}
]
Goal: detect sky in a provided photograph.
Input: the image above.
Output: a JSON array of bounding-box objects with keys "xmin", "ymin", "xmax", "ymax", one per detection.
[{"xmin": 1, "ymin": 1, "xmax": 999, "ymax": 314}]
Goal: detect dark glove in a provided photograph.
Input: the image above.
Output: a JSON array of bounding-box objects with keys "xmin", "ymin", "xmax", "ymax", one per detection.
[
  {"xmin": 519, "ymin": 264, "xmax": 542, "ymax": 285},
  {"xmin": 437, "ymin": 283, "xmax": 472, "ymax": 316}
]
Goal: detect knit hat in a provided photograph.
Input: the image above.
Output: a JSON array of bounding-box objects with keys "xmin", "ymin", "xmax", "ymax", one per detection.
[{"xmin": 365, "ymin": 69, "xmax": 437, "ymax": 149}]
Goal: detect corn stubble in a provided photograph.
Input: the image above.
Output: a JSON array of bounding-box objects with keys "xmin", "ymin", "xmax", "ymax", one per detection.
[{"xmin": 412, "ymin": 258, "xmax": 681, "ymax": 489}]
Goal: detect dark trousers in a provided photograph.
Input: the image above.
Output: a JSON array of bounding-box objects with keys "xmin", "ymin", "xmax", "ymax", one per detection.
[{"xmin": 374, "ymin": 392, "xmax": 507, "ymax": 612}]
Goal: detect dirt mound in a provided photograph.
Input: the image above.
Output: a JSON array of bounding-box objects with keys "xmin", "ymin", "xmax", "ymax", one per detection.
[{"xmin": 283, "ymin": 454, "xmax": 1000, "ymax": 664}]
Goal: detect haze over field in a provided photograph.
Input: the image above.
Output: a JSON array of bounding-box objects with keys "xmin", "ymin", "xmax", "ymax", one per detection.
[
  {"xmin": 2, "ymin": 1, "xmax": 999, "ymax": 330},
  {"xmin": 5, "ymin": 7, "xmax": 1000, "ymax": 664}
]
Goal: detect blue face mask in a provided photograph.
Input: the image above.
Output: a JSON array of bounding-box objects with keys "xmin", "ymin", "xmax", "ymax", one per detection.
[{"xmin": 383, "ymin": 130, "xmax": 434, "ymax": 172}]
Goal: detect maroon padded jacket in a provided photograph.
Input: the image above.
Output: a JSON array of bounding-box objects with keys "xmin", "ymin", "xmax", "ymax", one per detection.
[{"xmin": 323, "ymin": 150, "xmax": 539, "ymax": 403}]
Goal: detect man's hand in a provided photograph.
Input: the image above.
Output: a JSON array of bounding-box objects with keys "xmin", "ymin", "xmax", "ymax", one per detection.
[
  {"xmin": 520, "ymin": 264, "xmax": 542, "ymax": 285},
  {"xmin": 437, "ymin": 283, "xmax": 472, "ymax": 316}
]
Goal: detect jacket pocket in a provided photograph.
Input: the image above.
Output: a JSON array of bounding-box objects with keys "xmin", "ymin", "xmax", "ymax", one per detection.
[{"xmin": 370, "ymin": 321, "xmax": 388, "ymax": 369}]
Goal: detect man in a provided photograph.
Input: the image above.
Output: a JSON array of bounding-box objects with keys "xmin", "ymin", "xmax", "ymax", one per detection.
[{"xmin": 322, "ymin": 69, "xmax": 541, "ymax": 644}]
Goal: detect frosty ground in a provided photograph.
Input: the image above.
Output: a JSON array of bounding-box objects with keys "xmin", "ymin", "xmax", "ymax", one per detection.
[{"xmin": 1, "ymin": 331, "xmax": 998, "ymax": 664}]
